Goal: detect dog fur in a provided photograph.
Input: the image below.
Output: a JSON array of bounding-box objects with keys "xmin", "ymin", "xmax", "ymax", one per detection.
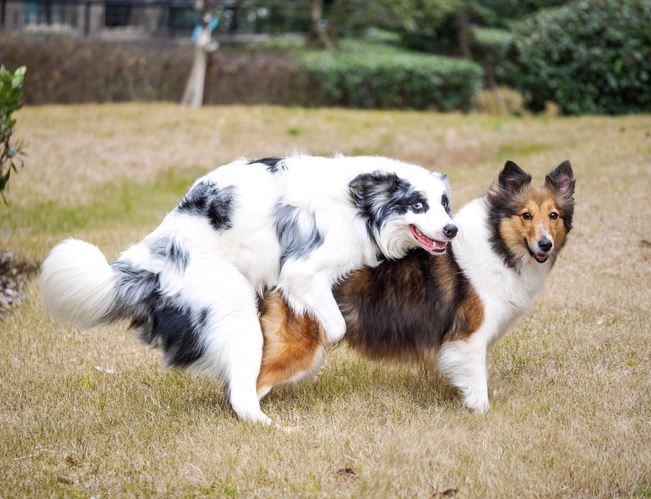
[
  {"xmin": 256, "ymin": 160, "xmax": 576, "ymax": 413},
  {"xmin": 40, "ymin": 155, "xmax": 455, "ymax": 424}
]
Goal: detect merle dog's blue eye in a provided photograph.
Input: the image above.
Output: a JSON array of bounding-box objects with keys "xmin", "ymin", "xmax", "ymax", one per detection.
[{"xmin": 412, "ymin": 202, "xmax": 423, "ymax": 211}]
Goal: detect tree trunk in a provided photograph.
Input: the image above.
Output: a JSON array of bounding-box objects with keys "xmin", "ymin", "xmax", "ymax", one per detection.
[
  {"xmin": 309, "ymin": 0, "xmax": 332, "ymax": 49},
  {"xmin": 181, "ymin": 1, "xmax": 218, "ymax": 108},
  {"xmin": 181, "ymin": 29, "xmax": 211, "ymax": 108},
  {"xmin": 484, "ymin": 65, "xmax": 506, "ymax": 114},
  {"xmin": 456, "ymin": 7, "xmax": 472, "ymax": 59}
]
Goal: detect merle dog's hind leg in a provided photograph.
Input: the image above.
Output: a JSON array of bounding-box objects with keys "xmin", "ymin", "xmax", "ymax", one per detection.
[
  {"xmin": 222, "ymin": 309, "xmax": 271, "ymax": 425},
  {"xmin": 189, "ymin": 261, "xmax": 270, "ymax": 424}
]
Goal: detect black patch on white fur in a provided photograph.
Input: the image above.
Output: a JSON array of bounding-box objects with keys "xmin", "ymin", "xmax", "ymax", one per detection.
[
  {"xmin": 441, "ymin": 193, "xmax": 451, "ymax": 214},
  {"xmin": 349, "ymin": 171, "xmax": 429, "ymax": 232},
  {"xmin": 106, "ymin": 261, "xmax": 207, "ymax": 367},
  {"xmin": 143, "ymin": 303, "xmax": 209, "ymax": 367},
  {"xmin": 177, "ymin": 181, "xmax": 235, "ymax": 231},
  {"xmin": 247, "ymin": 157, "xmax": 286, "ymax": 173},
  {"xmin": 274, "ymin": 203, "xmax": 324, "ymax": 267},
  {"xmin": 110, "ymin": 262, "xmax": 160, "ymax": 319},
  {"xmin": 486, "ymin": 161, "xmax": 533, "ymax": 269},
  {"xmin": 150, "ymin": 237, "xmax": 189, "ymax": 273}
]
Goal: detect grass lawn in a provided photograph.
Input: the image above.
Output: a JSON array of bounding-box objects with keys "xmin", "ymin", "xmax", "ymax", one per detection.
[{"xmin": 1, "ymin": 104, "xmax": 650, "ymax": 497}]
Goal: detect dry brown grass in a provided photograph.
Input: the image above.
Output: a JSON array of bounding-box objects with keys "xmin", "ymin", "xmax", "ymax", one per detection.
[{"xmin": 1, "ymin": 104, "xmax": 650, "ymax": 497}]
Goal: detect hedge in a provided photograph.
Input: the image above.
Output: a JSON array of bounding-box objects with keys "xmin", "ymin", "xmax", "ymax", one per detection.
[
  {"xmin": 1, "ymin": 34, "xmax": 483, "ymax": 111},
  {"xmin": 0, "ymin": 34, "xmax": 309, "ymax": 105},
  {"xmin": 299, "ymin": 41, "xmax": 484, "ymax": 111},
  {"xmin": 505, "ymin": 0, "xmax": 651, "ymax": 114}
]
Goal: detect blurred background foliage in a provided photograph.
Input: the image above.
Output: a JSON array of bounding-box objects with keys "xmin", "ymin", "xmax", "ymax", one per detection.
[{"xmin": 1, "ymin": 0, "xmax": 649, "ymax": 114}]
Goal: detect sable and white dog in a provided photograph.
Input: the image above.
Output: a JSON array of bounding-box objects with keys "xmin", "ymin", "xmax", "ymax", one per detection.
[
  {"xmin": 256, "ymin": 160, "xmax": 576, "ymax": 413},
  {"xmin": 41, "ymin": 155, "xmax": 456, "ymax": 424}
]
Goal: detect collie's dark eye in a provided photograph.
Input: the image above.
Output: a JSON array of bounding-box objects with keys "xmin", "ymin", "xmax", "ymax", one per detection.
[
  {"xmin": 550, "ymin": 211, "xmax": 559, "ymax": 220},
  {"xmin": 522, "ymin": 212, "xmax": 532, "ymax": 220},
  {"xmin": 412, "ymin": 201, "xmax": 424, "ymax": 211},
  {"xmin": 441, "ymin": 194, "xmax": 449, "ymax": 210}
]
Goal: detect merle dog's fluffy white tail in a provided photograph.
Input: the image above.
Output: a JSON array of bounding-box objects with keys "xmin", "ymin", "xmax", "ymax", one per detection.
[{"xmin": 41, "ymin": 239, "xmax": 118, "ymax": 328}]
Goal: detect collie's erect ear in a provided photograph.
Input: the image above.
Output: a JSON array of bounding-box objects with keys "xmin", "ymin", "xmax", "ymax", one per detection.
[
  {"xmin": 498, "ymin": 160, "xmax": 532, "ymax": 193},
  {"xmin": 545, "ymin": 160, "xmax": 575, "ymax": 199}
]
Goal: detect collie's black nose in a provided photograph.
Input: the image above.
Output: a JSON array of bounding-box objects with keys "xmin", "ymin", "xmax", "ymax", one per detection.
[
  {"xmin": 443, "ymin": 224, "xmax": 458, "ymax": 239},
  {"xmin": 539, "ymin": 238, "xmax": 553, "ymax": 252}
]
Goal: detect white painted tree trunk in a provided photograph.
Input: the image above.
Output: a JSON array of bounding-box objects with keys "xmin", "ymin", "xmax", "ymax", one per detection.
[{"xmin": 181, "ymin": 26, "xmax": 216, "ymax": 108}]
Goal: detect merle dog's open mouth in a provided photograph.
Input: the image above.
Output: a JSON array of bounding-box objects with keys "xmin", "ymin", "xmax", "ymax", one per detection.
[{"xmin": 409, "ymin": 225, "xmax": 447, "ymax": 253}]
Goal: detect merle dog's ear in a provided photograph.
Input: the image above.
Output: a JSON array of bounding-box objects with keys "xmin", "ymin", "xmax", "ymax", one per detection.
[
  {"xmin": 433, "ymin": 171, "xmax": 451, "ymax": 193},
  {"xmin": 545, "ymin": 160, "xmax": 575, "ymax": 199},
  {"xmin": 349, "ymin": 171, "xmax": 396, "ymax": 209},
  {"xmin": 498, "ymin": 160, "xmax": 532, "ymax": 193}
]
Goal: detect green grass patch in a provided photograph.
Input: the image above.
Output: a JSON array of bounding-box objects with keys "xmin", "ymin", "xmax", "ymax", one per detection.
[
  {"xmin": 1, "ymin": 167, "xmax": 202, "ymax": 237},
  {"xmin": 492, "ymin": 142, "xmax": 550, "ymax": 162}
]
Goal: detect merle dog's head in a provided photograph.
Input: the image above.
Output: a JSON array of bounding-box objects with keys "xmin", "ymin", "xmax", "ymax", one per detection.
[{"xmin": 349, "ymin": 169, "xmax": 456, "ymax": 259}]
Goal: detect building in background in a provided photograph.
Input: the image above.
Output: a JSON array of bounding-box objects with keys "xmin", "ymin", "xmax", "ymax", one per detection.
[{"xmin": 0, "ymin": 0, "xmax": 310, "ymax": 40}]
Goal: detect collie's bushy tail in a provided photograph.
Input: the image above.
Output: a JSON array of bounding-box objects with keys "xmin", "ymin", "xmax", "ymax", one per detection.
[{"xmin": 40, "ymin": 238, "xmax": 118, "ymax": 328}]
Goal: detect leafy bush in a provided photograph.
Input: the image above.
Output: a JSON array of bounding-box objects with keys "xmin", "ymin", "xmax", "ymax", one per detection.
[
  {"xmin": 505, "ymin": 0, "xmax": 651, "ymax": 114},
  {"xmin": 0, "ymin": 65, "xmax": 26, "ymax": 204},
  {"xmin": 0, "ymin": 35, "xmax": 483, "ymax": 112},
  {"xmin": 299, "ymin": 41, "xmax": 483, "ymax": 110},
  {"xmin": 472, "ymin": 27, "xmax": 513, "ymax": 66}
]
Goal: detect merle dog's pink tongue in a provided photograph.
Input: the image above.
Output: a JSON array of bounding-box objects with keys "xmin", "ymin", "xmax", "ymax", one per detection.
[{"xmin": 409, "ymin": 225, "xmax": 447, "ymax": 253}]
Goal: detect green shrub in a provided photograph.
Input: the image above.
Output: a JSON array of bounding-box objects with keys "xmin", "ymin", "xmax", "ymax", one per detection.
[
  {"xmin": 472, "ymin": 27, "xmax": 513, "ymax": 66},
  {"xmin": 299, "ymin": 41, "xmax": 483, "ymax": 110},
  {"xmin": 506, "ymin": 0, "xmax": 651, "ymax": 114},
  {"xmin": 0, "ymin": 65, "xmax": 26, "ymax": 204}
]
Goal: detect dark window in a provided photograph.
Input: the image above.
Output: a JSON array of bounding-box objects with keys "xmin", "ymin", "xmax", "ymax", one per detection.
[
  {"xmin": 24, "ymin": 1, "xmax": 48, "ymax": 25},
  {"xmin": 104, "ymin": 1, "xmax": 132, "ymax": 27},
  {"xmin": 168, "ymin": 6, "xmax": 195, "ymax": 35}
]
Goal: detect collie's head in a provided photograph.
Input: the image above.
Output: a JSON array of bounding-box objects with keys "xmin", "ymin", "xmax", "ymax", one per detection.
[
  {"xmin": 349, "ymin": 169, "xmax": 457, "ymax": 259},
  {"xmin": 487, "ymin": 160, "xmax": 575, "ymax": 268}
]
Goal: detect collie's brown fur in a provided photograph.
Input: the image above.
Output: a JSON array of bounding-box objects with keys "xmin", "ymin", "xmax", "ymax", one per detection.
[
  {"xmin": 256, "ymin": 293, "xmax": 325, "ymax": 396},
  {"xmin": 498, "ymin": 187, "xmax": 568, "ymax": 261},
  {"xmin": 487, "ymin": 160, "xmax": 574, "ymax": 268},
  {"xmin": 257, "ymin": 248, "xmax": 484, "ymax": 394}
]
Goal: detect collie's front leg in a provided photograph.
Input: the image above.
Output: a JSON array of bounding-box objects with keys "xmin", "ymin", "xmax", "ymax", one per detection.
[
  {"xmin": 278, "ymin": 268, "xmax": 345, "ymax": 344},
  {"xmin": 438, "ymin": 335, "xmax": 489, "ymax": 413}
]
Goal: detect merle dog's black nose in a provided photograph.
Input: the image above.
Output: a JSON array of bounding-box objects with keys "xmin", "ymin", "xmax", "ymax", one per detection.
[
  {"xmin": 539, "ymin": 238, "xmax": 553, "ymax": 252},
  {"xmin": 443, "ymin": 223, "xmax": 458, "ymax": 239}
]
